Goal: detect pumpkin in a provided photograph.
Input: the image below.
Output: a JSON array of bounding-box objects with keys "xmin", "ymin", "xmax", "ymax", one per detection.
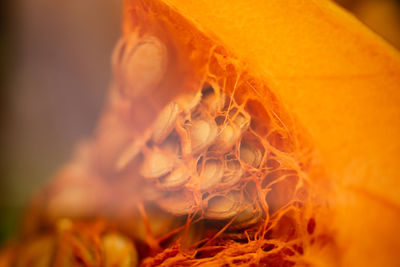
[
  {"xmin": 119, "ymin": 0, "xmax": 400, "ymax": 265},
  {"xmin": 1, "ymin": 0, "xmax": 400, "ymax": 266}
]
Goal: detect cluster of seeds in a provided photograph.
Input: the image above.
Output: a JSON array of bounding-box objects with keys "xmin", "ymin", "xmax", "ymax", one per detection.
[
  {"xmin": 107, "ymin": 33, "xmax": 318, "ymax": 265},
  {"xmin": 113, "ymin": 65, "xmax": 306, "ymax": 237},
  {"xmin": 116, "ymin": 84, "xmax": 260, "ymax": 223}
]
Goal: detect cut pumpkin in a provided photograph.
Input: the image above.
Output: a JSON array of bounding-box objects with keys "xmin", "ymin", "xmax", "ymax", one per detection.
[
  {"xmin": 121, "ymin": 0, "xmax": 400, "ymax": 265},
  {"xmin": 1, "ymin": 0, "xmax": 400, "ymax": 266}
]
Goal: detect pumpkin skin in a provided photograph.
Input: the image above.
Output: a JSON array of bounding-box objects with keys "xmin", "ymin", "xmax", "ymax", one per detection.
[{"xmin": 123, "ymin": 0, "xmax": 400, "ymax": 266}]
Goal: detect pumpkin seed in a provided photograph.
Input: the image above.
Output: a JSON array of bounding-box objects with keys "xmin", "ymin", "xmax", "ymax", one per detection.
[
  {"xmin": 102, "ymin": 233, "xmax": 138, "ymax": 267},
  {"xmin": 233, "ymin": 110, "xmax": 251, "ymax": 133},
  {"xmin": 152, "ymin": 102, "xmax": 179, "ymax": 144},
  {"xmin": 123, "ymin": 36, "xmax": 167, "ymax": 98},
  {"xmin": 212, "ymin": 123, "xmax": 239, "ymax": 152},
  {"xmin": 157, "ymin": 190, "xmax": 196, "ymax": 215},
  {"xmin": 190, "ymin": 118, "xmax": 218, "ymax": 154},
  {"xmin": 221, "ymin": 160, "xmax": 244, "ymax": 186},
  {"xmin": 239, "ymin": 143, "xmax": 263, "ymax": 168},
  {"xmin": 175, "ymin": 91, "xmax": 202, "ymax": 114},
  {"xmin": 230, "ymin": 203, "xmax": 262, "ymax": 230},
  {"xmin": 140, "ymin": 147, "xmax": 175, "ymax": 179},
  {"xmin": 159, "ymin": 164, "xmax": 191, "ymax": 190},
  {"xmin": 198, "ymin": 159, "xmax": 224, "ymax": 191},
  {"xmin": 204, "ymin": 191, "xmax": 241, "ymax": 220}
]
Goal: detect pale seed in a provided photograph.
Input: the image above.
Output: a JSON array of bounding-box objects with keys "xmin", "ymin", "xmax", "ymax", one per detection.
[
  {"xmin": 239, "ymin": 143, "xmax": 263, "ymax": 168},
  {"xmin": 230, "ymin": 204, "xmax": 262, "ymax": 230},
  {"xmin": 102, "ymin": 233, "xmax": 138, "ymax": 267},
  {"xmin": 152, "ymin": 102, "xmax": 179, "ymax": 144},
  {"xmin": 123, "ymin": 36, "xmax": 167, "ymax": 98},
  {"xmin": 140, "ymin": 147, "xmax": 175, "ymax": 179},
  {"xmin": 233, "ymin": 111, "xmax": 251, "ymax": 133},
  {"xmin": 204, "ymin": 191, "xmax": 241, "ymax": 220},
  {"xmin": 198, "ymin": 159, "xmax": 224, "ymax": 191},
  {"xmin": 157, "ymin": 190, "xmax": 196, "ymax": 215},
  {"xmin": 175, "ymin": 91, "xmax": 202, "ymax": 114},
  {"xmin": 221, "ymin": 160, "xmax": 244, "ymax": 186},
  {"xmin": 159, "ymin": 164, "xmax": 191, "ymax": 190},
  {"xmin": 212, "ymin": 123, "xmax": 238, "ymax": 152},
  {"xmin": 190, "ymin": 119, "xmax": 218, "ymax": 154}
]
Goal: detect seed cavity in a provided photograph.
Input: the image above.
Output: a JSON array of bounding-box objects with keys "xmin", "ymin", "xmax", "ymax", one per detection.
[
  {"xmin": 39, "ymin": 30, "xmax": 317, "ymax": 267},
  {"xmin": 265, "ymin": 175, "xmax": 299, "ymax": 214}
]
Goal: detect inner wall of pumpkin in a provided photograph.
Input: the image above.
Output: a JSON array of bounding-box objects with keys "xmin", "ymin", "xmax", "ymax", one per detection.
[{"xmin": 110, "ymin": 32, "xmax": 320, "ymax": 259}]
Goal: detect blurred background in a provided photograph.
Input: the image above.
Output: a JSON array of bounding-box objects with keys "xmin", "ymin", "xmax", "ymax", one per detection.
[{"xmin": 0, "ymin": 0, "xmax": 399, "ymax": 246}]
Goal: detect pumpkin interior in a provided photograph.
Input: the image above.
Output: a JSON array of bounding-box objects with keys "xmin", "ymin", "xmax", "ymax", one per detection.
[
  {"xmin": 1, "ymin": 0, "xmax": 400, "ymax": 266},
  {"xmin": 120, "ymin": 1, "xmax": 400, "ymax": 265}
]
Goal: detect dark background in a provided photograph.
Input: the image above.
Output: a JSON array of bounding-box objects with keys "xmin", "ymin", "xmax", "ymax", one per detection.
[
  {"xmin": 0, "ymin": 0, "xmax": 122, "ymax": 244},
  {"xmin": 0, "ymin": 0, "xmax": 399, "ymax": 246}
]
